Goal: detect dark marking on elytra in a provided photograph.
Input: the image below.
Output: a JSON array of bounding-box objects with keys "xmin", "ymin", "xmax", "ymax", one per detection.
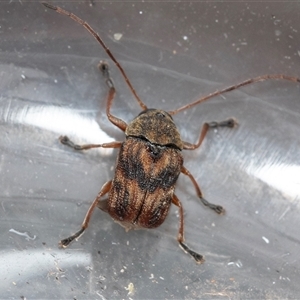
[{"xmin": 118, "ymin": 137, "xmax": 182, "ymax": 193}]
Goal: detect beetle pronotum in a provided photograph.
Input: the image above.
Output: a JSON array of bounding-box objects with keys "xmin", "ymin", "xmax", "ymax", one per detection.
[{"xmin": 42, "ymin": 3, "xmax": 300, "ymax": 263}]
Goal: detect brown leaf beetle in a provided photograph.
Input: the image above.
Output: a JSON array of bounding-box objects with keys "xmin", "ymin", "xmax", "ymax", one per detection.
[{"xmin": 42, "ymin": 3, "xmax": 300, "ymax": 263}]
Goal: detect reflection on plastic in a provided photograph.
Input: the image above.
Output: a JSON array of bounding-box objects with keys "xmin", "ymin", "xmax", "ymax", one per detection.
[
  {"xmin": 248, "ymin": 162, "xmax": 300, "ymax": 200},
  {"xmin": 3, "ymin": 103, "xmax": 114, "ymax": 156}
]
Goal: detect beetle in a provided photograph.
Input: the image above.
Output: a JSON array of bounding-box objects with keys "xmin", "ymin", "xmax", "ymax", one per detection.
[{"xmin": 42, "ymin": 3, "xmax": 300, "ymax": 263}]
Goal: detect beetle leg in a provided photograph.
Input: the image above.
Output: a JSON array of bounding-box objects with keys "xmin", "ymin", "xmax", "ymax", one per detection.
[
  {"xmin": 98, "ymin": 61, "xmax": 128, "ymax": 132},
  {"xmin": 181, "ymin": 166, "xmax": 224, "ymax": 214},
  {"xmin": 59, "ymin": 136, "xmax": 122, "ymax": 151},
  {"xmin": 172, "ymin": 194, "xmax": 204, "ymax": 264},
  {"xmin": 60, "ymin": 180, "xmax": 112, "ymax": 248},
  {"xmin": 182, "ymin": 118, "xmax": 237, "ymax": 150},
  {"xmin": 58, "ymin": 62, "xmax": 127, "ymax": 150}
]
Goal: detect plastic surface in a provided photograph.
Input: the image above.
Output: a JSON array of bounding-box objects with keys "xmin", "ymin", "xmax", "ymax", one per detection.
[{"xmin": 1, "ymin": 2, "xmax": 300, "ymax": 299}]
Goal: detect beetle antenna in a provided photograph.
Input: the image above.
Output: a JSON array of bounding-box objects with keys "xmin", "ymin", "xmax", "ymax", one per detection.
[
  {"xmin": 42, "ymin": 2, "xmax": 148, "ymax": 111},
  {"xmin": 168, "ymin": 74, "xmax": 300, "ymax": 115}
]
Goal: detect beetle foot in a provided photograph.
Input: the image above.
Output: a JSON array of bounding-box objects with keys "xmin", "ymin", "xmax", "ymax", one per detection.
[
  {"xmin": 209, "ymin": 118, "xmax": 238, "ymax": 128},
  {"xmin": 59, "ymin": 227, "xmax": 85, "ymax": 248},
  {"xmin": 59, "ymin": 135, "xmax": 71, "ymax": 145},
  {"xmin": 179, "ymin": 242, "xmax": 205, "ymax": 264},
  {"xmin": 200, "ymin": 197, "xmax": 225, "ymax": 214}
]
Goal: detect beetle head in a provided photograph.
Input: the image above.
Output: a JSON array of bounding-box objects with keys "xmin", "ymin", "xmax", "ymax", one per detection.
[{"xmin": 125, "ymin": 109, "xmax": 183, "ymax": 150}]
